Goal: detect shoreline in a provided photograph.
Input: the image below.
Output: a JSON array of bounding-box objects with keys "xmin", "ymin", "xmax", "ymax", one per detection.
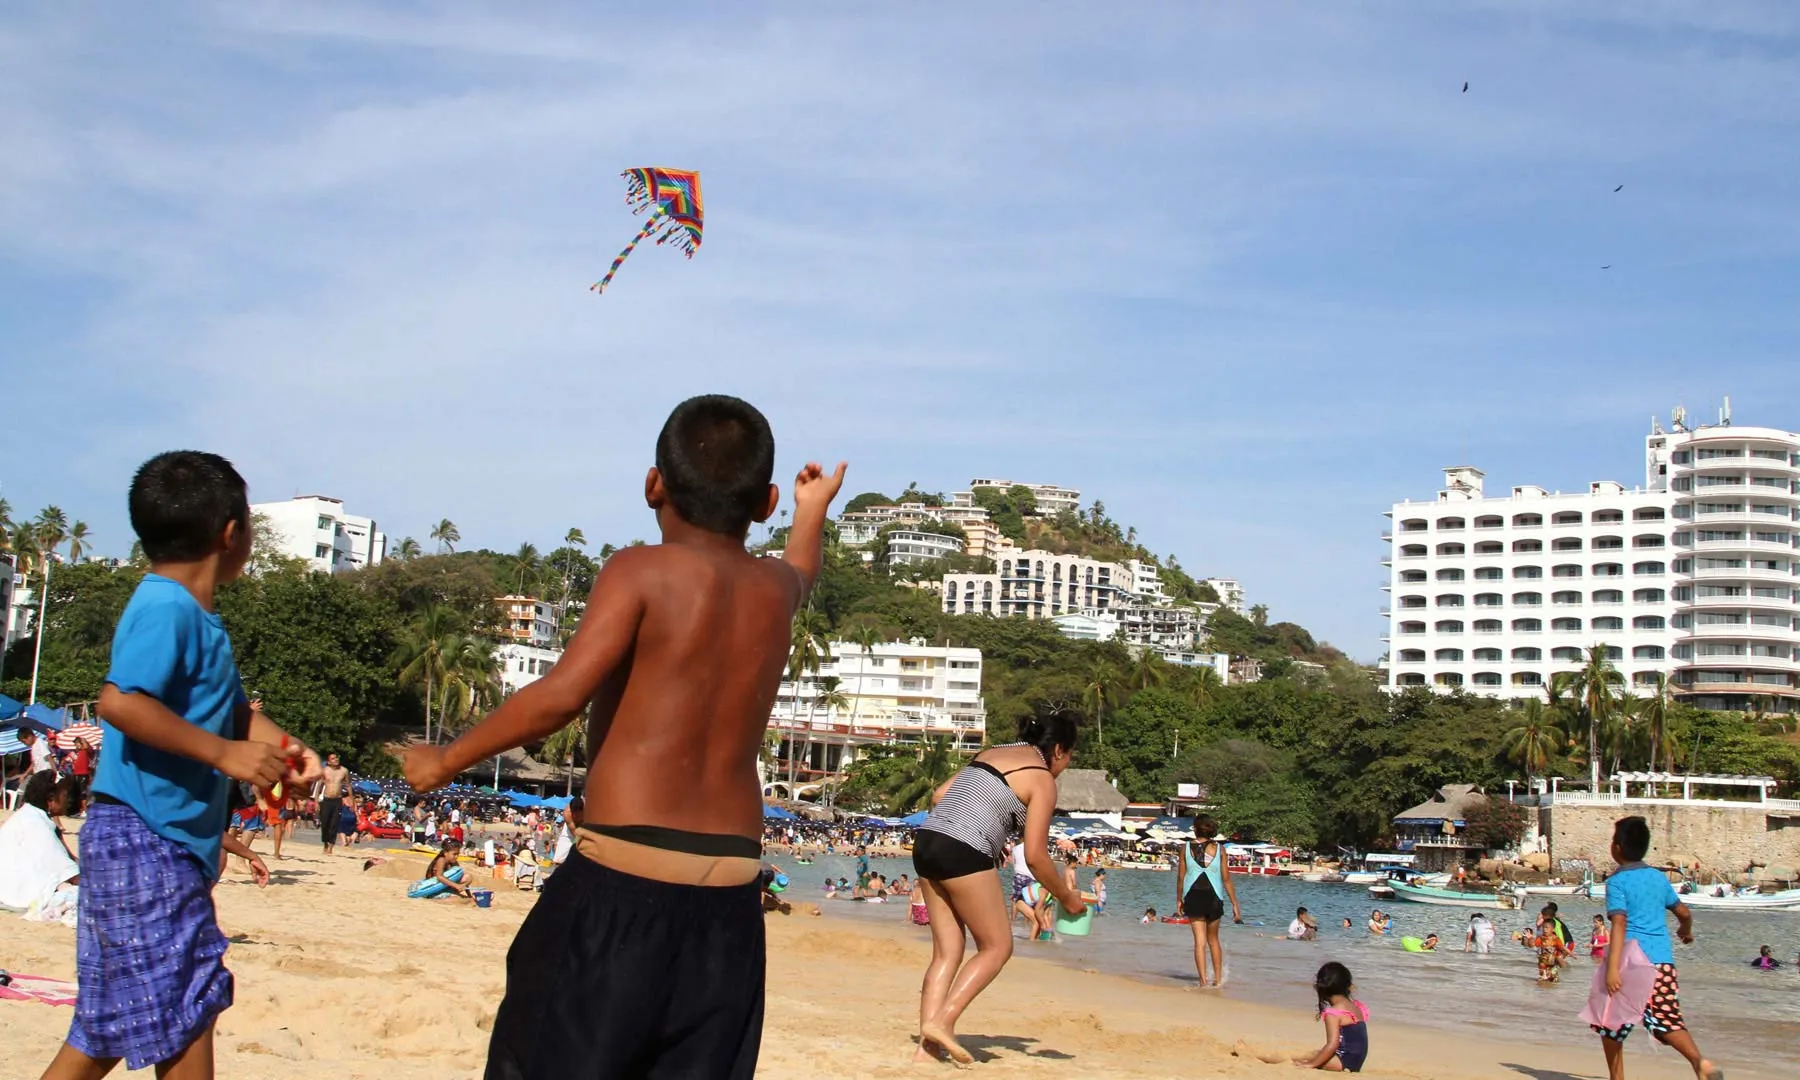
[{"xmin": 0, "ymin": 841, "xmax": 1777, "ymax": 1079}]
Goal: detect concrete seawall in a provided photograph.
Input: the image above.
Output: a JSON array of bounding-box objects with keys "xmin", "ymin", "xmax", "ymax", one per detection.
[{"xmin": 1545, "ymin": 801, "xmax": 1800, "ymax": 881}]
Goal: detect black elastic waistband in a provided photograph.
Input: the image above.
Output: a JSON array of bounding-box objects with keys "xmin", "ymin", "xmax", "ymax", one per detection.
[
  {"xmin": 91, "ymin": 792, "xmax": 124, "ymax": 806},
  {"xmin": 580, "ymin": 823, "xmax": 761, "ymax": 860}
]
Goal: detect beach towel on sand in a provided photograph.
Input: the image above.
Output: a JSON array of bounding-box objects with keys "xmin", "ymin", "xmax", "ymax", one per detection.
[
  {"xmin": 1579, "ymin": 938, "xmax": 1657, "ymax": 1030},
  {"xmin": 0, "ymin": 974, "xmax": 78, "ymax": 1008}
]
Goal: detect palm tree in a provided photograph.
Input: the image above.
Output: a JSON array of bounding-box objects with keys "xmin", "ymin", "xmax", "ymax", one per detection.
[
  {"xmin": 1501, "ymin": 699, "xmax": 1561, "ymax": 788},
  {"xmin": 430, "ymin": 519, "xmax": 460, "ymax": 554},
  {"xmin": 561, "ymin": 528, "xmax": 587, "ymax": 609},
  {"xmin": 1129, "ymin": 648, "xmax": 1167, "ymax": 692},
  {"xmin": 391, "ymin": 606, "xmax": 458, "ymax": 743},
  {"xmin": 1249, "ymin": 603, "xmax": 1269, "ymax": 627},
  {"xmin": 394, "ymin": 537, "xmax": 423, "ymax": 560},
  {"xmin": 1188, "ymin": 664, "xmax": 1223, "ymax": 708},
  {"xmin": 66, "ymin": 521, "xmax": 92, "ymax": 563},
  {"xmin": 883, "ymin": 736, "xmax": 963, "ymax": 813},
  {"xmin": 26, "ymin": 507, "xmax": 69, "ymax": 704},
  {"xmin": 1084, "ymin": 661, "xmax": 1118, "ymax": 747},
  {"xmin": 0, "ymin": 498, "xmax": 13, "ymax": 551},
  {"xmin": 435, "ymin": 634, "xmax": 503, "ymax": 737},
  {"xmin": 814, "ymin": 677, "xmax": 851, "ymax": 785},
  {"xmin": 785, "ymin": 610, "xmax": 832, "ymax": 793},
  {"xmin": 540, "ymin": 717, "xmax": 588, "ymax": 795},
  {"xmin": 510, "ymin": 542, "xmax": 541, "ymax": 595},
  {"xmin": 1561, "ymin": 644, "xmax": 1624, "ymax": 794}
]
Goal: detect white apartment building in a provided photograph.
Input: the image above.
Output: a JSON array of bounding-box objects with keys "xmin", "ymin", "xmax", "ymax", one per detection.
[
  {"xmin": 839, "ymin": 497, "xmax": 1010, "ymax": 562},
  {"xmin": 1201, "ymin": 578, "xmax": 1245, "ymax": 615},
  {"xmin": 770, "ymin": 640, "xmax": 986, "ymax": 783},
  {"xmin": 968, "ymin": 478, "xmax": 1082, "ymax": 516},
  {"xmin": 0, "ymin": 556, "xmax": 16, "ymax": 667},
  {"xmin": 943, "ymin": 549, "xmax": 1134, "ymax": 619},
  {"xmin": 253, "ymin": 496, "xmax": 386, "ymax": 574},
  {"xmin": 1383, "ymin": 413, "xmax": 1800, "ymax": 713},
  {"xmin": 1127, "ymin": 559, "xmax": 1165, "ymax": 602},
  {"xmin": 498, "ymin": 642, "xmax": 562, "ymax": 695},
  {"xmin": 495, "ymin": 595, "xmax": 559, "ymax": 647},
  {"xmin": 885, "ymin": 530, "xmax": 965, "ymax": 566}
]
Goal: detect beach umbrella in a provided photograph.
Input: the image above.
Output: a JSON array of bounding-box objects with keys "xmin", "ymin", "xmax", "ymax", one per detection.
[
  {"xmin": 0, "ymin": 693, "xmax": 22, "ymax": 721},
  {"xmin": 900, "ymin": 811, "xmax": 929, "ymax": 827},
  {"xmin": 17, "ymin": 704, "xmax": 66, "ymax": 732},
  {"xmin": 54, "ymin": 722, "xmax": 103, "ymax": 751},
  {"xmin": 352, "ymin": 780, "xmax": 380, "ymax": 795},
  {"xmin": 763, "ymin": 804, "xmax": 797, "ymax": 821},
  {"xmin": 538, "ymin": 795, "xmax": 572, "ymax": 810},
  {"xmin": 507, "ymin": 792, "xmax": 542, "ymax": 809},
  {"xmin": 0, "ymin": 728, "xmax": 30, "ymax": 755}
]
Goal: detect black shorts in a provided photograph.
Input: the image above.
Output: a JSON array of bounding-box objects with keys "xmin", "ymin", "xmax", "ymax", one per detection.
[
  {"xmin": 912, "ymin": 830, "xmax": 996, "ymax": 882},
  {"xmin": 485, "ymin": 852, "xmax": 764, "ymax": 1080},
  {"xmin": 1182, "ymin": 876, "xmax": 1225, "ymax": 922}
]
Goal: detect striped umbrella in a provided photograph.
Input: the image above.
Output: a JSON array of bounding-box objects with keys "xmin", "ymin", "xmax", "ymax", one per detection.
[{"xmin": 56, "ymin": 723, "xmax": 103, "ymax": 750}]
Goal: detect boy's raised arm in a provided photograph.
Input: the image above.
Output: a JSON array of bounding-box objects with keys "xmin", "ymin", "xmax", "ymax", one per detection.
[
  {"xmin": 404, "ymin": 553, "xmax": 648, "ymax": 792},
  {"xmin": 781, "ymin": 461, "xmax": 847, "ymax": 597}
]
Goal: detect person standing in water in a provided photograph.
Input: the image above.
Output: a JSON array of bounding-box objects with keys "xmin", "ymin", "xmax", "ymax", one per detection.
[
  {"xmin": 1176, "ymin": 815, "xmax": 1241, "ymax": 988},
  {"xmin": 909, "ymin": 710, "xmax": 1084, "ymax": 1064}
]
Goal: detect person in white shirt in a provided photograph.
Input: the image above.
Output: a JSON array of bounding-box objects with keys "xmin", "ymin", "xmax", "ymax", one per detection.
[
  {"xmin": 1288, "ymin": 906, "xmax": 1318, "ymax": 940},
  {"xmin": 19, "ymin": 728, "xmax": 57, "ymax": 777}
]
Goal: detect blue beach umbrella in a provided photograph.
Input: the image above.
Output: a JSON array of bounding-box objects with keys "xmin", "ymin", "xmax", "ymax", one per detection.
[
  {"xmin": 0, "ymin": 693, "xmax": 22, "ymax": 722},
  {"xmin": 763, "ymin": 804, "xmax": 796, "ymax": 821},
  {"xmin": 900, "ymin": 811, "xmax": 929, "ymax": 827},
  {"xmin": 21, "ymin": 704, "xmax": 66, "ymax": 731}
]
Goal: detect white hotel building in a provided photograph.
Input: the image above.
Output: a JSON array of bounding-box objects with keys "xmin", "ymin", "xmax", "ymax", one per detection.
[
  {"xmin": 1383, "ymin": 416, "xmax": 1800, "ymax": 712},
  {"xmin": 769, "ymin": 640, "xmax": 986, "ymax": 787},
  {"xmin": 253, "ymin": 495, "xmax": 386, "ymax": 574}
]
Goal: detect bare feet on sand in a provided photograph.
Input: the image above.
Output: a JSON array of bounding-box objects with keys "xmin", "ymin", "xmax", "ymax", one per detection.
[
  {"xmin": 918, "ymin": 1023, "xmax": 974, "ymax": 1065},
  {"xmin": 1231, "ymin": 1039, "xmax": 1287, "ymax": 1065}
]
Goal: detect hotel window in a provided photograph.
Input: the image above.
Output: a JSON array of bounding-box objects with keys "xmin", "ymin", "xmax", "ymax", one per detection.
[
  {"xmin": 1592, "ymin": 617, "xmax": 1624, "ymax": 632},
  {"xmin": 1552, "ymin": 646, "xmax": 1582, "ymax": 662},
  {"xmin": 1512, "ymin": 618, "xmax": 1542, "ymax": 633},
  {"xmin": 1633, "ymin": 507, "xmax": 1666, "ymax": 521},
  {"xmin": 1511, "ymin": 647, "xmax": 1542, "ymax": 661},
  {"xmin": 1633, "ymin": 615, "xmax": 1666, "ymax": 630},
  {"xmin": 1515, "ymin": 565, "xmax": 1543, "ymax": 580},
  {"xmin": 1513, "ymin": 539, "xmax": 1543, "ymax": 553},
  {"xmin": 1552, "ymin": 564, "xmax": 1582, "ymax": 578},
  {"xmin": 1552, "ymin": 617, "xmax": 1582, "ymax": 632}
]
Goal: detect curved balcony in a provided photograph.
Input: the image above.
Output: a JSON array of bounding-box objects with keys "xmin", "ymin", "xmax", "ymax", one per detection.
[
  {"xmin": 1676, "ymin": 623, "xmax": 1798, "ymax": 644},
  {"xmin": 1677, "ymin": 654, "xmax": 1800, "ymax": 673},
  {"xmin": 1681, "ymin": 593, "xmax": 1798, "ymax": 612}
]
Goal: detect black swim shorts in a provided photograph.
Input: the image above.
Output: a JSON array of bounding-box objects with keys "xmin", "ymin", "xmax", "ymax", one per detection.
[
  {"xmin": 912, "ymin": 829, "xmax": 997, "ymax": 882},
  {"xmin": 484, "ymin": 853, "xmax": 764, "ymax": 1080},
  {"xmin": 1182, "ymin": 876, "xmax": 1225, "ymax": 922}
]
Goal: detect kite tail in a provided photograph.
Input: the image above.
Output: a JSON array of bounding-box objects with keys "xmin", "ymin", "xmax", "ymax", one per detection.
[{"xmin": 591, "ymin": 210, "xmax": 665, "ymax": 295}]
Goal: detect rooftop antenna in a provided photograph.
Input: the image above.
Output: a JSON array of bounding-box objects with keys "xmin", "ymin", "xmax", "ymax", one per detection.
[
  {"xmin": 1671, "ymin": 405, "xmax": 1687, "ymax": 432},
  {"xmin": 1722, "ymin": 395, "xmax": 1732, "ymax": 426}
]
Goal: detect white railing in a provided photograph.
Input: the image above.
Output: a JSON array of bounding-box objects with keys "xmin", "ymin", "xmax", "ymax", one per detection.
[{"xmin": 1548, "ymin": 793, "xmax": 1800, "ymax": 813}]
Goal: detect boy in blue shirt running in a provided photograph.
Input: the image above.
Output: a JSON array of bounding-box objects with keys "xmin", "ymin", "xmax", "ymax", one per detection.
[
  {"xmin": 1592, "ymin": 815, "xmax": 1722, "ymax": 1080},
  {"xmin": 39, "ymin": 451, "xmax": 320, "ymax": 1080}
]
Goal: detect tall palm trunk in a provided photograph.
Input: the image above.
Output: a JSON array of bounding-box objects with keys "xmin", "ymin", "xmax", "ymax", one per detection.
[{"xmin": 27, "ymin": 560, "xmax": 51, "ymax": 704}]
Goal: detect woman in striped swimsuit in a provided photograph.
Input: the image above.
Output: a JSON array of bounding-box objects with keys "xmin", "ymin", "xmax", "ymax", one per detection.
[{"xmin": 909, "ymin": 710, "xmax": 1084, "ymax": 1065}]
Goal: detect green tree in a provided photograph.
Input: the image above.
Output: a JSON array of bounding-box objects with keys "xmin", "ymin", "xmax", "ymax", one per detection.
[
  {"xmin": 430, "ymin": 519, "xmax": 460, "ymax": 554},
  {"xmin": 785, "ymin": 609, "xmax": 832, "ymax": 790},
  {"xmin": 1558, "ymin": 644, "xmax": 1624, "ymax": 792},
  {"xmin": 394, "ymin": 537, "xmax": 423, "ymax": 560},
  {"xmin": 1084, "ymin": 661, "xmax": 1121, "ymax": 747},
  {"xmin": 434, "ymin": 633, "xmax": 502, "ymax": 736},
  {"xmin": 881, "ymin": 736, "xmax": 964, "ymax": 813},
  {"xmin": 1501, "ymin": 699, "xmax": 1562, "ymax": 787},
  {"xmin": 66, "ymin": 521, "xmax": 93, "ymax": 563},
  {"xmin": 391, "ymin": 605, "xmax": 458, "ymax": 744},
  {"xmin": 540, "ymin": 716, "xmax": 588, "ymax": 794},
  {"xmin": 842, "ymin": 492, "xmax": 893, "ymax": 515}
]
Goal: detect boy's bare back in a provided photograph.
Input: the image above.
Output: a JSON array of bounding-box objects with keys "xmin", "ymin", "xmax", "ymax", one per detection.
[{"xmin": 578, "ymin": 541, "xmax": 801, "ymax": 841}]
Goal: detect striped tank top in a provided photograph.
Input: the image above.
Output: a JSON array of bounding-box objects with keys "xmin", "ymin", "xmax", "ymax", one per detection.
[{"xmin": 917, "ymin": 745, "xmax": 1048, "ymax": 861}]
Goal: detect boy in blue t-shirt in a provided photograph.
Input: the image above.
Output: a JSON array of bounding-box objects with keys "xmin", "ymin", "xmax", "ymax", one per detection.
[
  {"xmin": 40, "ymin": 451, "xmax": 320, "ymax": 1080},
  {"xmin": 1593, "ymin": 815, "xmax": 1722, "ymax": 1080}
]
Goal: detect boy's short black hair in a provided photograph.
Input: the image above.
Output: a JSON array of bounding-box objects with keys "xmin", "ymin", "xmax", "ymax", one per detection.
[
  {"xmin": 654, "ymin": 395, "xmax": 775, "ymax": 535},
  {"xmin": 1613, "ymin": 815, "xmax": 1652, "ymax": 862},
  {"xmin": 129, "ymin": 451, "xmax": 250, "ymax": 562}
]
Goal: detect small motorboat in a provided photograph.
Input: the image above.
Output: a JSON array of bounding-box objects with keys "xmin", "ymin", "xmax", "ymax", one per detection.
[
  {"xmin": 1675, "ymin": 886, "xmax": 1800, "ymax": 911},
  {"xmin": 1367, "ymin": 883, "xmax": 1396, "ymax": 900},
  {"xmin": 1387, "ymin": 880, "xmax": 1518, "ymax": 909}
]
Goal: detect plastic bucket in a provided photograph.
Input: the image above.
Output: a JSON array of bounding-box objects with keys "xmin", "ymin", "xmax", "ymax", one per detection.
[
  {"xmin": 472, "ymin": 889, "xmax": 493, "ymax": 909},
  {"xmin": 1054, "ymin": 904, "xmax": 1093, "ymax": 937}
]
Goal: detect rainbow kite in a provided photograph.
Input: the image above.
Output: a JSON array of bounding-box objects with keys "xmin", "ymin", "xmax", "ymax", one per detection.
[{"xmin": 591, "ymin": 167, "xmax": 703, "ymax": 294}]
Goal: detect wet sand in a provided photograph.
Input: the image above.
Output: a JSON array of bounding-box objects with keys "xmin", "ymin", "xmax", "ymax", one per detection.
[{"xmin": 0, "ymin": 840, "xmax": 1767, "ymax": 1078}]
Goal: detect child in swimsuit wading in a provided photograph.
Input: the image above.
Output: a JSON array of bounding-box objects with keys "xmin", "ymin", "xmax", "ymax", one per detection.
[
  {"xmin": 405, "ymin": 395, "xmax": 845, "ymax": 1080},
  {"xmin": 1296, "ymin": 961, "xmax": 1370, "ymax": 1072}
]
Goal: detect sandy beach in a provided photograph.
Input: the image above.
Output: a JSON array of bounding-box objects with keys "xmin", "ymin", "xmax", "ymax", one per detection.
[{"xmin": 0, "ymin": 838, "xmax": 1776, "ymax": 1079}]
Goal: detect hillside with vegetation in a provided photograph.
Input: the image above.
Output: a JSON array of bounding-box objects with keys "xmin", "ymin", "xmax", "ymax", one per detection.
[{"xmin": 5, "ymin": 502, "xmax": 1797, "ymax": 853}]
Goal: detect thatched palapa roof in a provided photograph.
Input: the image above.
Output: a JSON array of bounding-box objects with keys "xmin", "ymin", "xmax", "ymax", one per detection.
[
  {"xmin": 1055, "ymin": 769, "xmax": 1129, "ymax": 813},
  {"xmin": 1393, "ymin": 783, "xmax": 1486, "ymax": 825}
]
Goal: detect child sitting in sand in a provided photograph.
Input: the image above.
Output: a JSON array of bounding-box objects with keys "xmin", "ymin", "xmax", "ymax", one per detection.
[
  {"xmin": 405, "ymin": 395, "xmax": 845, "ymax": 1080},
  {"xmin": 1295, "ymin": 961, "xmax": 1369, "ymax": 1072}
]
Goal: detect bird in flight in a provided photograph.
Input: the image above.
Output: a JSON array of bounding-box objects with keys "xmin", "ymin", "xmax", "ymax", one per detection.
[
  {"xmin": 1601, "ymin": 265, "xmax": 1613, "ymax": 270},
  {"xmin": 1614, "ymin": 184, "xmax": 1624, "ymax": 192},
  {"xmin": 1462, "ymin": 81, "xmax": 1469, "ymax": 93}
]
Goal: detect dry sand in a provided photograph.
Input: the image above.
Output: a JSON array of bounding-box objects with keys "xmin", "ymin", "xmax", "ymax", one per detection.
[{"xmin": 0, "ymin": 842, "xmax": 1759, "ymax": 1079}]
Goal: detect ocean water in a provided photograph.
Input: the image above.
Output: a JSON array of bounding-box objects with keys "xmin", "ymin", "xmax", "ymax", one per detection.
[{"xmin": 778, "ymin": 852, "xmax": 1800, "ymax": 1069}]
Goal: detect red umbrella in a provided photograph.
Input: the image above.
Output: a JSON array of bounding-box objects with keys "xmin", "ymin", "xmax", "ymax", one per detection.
[{"xmin": 56, "ymin": 723, "xmax": 103, "ymax": 750}]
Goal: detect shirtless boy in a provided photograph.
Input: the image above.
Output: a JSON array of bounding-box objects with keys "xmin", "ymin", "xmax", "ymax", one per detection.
[{"xmin": 404, "ymin": 395, "xmax": 844, "ymax": 1080}]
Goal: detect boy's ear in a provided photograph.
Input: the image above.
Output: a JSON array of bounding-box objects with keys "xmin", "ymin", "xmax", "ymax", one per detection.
[
  {"xmin": 754, "ymin": 483, "xmax": 779, "ymax": 524},
  {"xmin": 645, "ymin": 467, "xmax": 667, "ymax": 509}
]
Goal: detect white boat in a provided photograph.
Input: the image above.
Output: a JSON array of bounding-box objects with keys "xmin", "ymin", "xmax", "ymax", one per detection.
[
  {"xmin": 1675, "ymin": 887, "xmax": 1800, "ymax": 911},
  {"xmin": 1386, "ymin": 880, "xmax": 1519, "ymax": 909},
  {"xmin": 1513, "ymin": 883, "xmax": 1594, "ymax": 899},
  {"xmin": 1298, "ymin": 870, "xmax": 1347, "ymax": 884},
  {"xmin": 1367, "ymin": 884, "xmax": 1396, "ymax": 900},
  {"xmin": 1344, "ymin": 871, "xmax": 1386, "ymax": 885}
]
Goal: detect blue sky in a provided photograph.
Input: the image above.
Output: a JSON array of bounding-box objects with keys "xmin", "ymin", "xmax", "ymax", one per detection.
[{"xmin": 4, "ymin": 2, "xmax": 1800, "ymax": 659}]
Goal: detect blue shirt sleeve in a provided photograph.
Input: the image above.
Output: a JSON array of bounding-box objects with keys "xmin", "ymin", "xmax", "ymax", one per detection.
[
  {"xmin": 1605, "ymin": 877, "xmax": 1623, "ymax": 916},
  {"xmin": 106, "ymin": 598, "xmax": 192, "ymax": 701},
  {"xmin": 1661, "ymin": 876, "xmax": 1681, "ymax": 909}
]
